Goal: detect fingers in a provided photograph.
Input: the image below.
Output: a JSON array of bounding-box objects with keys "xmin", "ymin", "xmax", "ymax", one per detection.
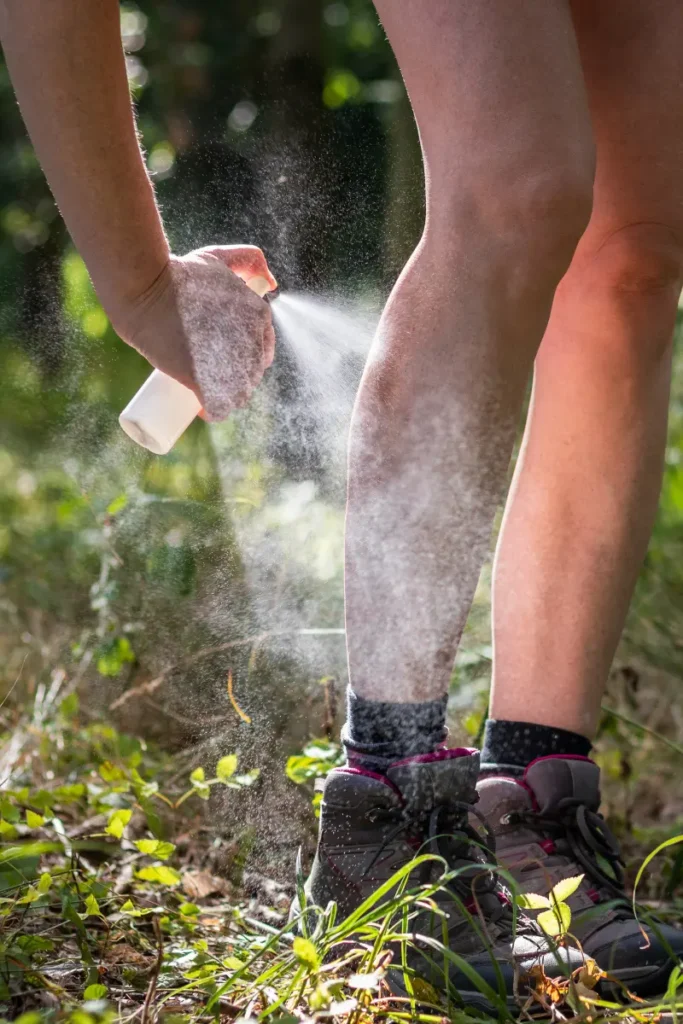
[
  {"xmin": 202, "ymin": 325, "xmax": 273, "ymax": 419},
  {"xmin": 168, "ymin": 245, "xmax": 276, "ymax": 423},
  {"xmin": 262, "ymin": 322, "xmax": 276, "ymax": 369},
  {"xmin": 197, "ymin": 244, "xmax": 278, "ymax": 292}
]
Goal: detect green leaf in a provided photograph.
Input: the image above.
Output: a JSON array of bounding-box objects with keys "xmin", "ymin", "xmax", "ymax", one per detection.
[
  {"xmin": 58, "ymin": 692, "xmax": 80, "ymax": 719},
  {"xmin": 189, "ymin": 766, "xmax": 210, "ymax": 800},
  {"xmin": 537, "ymin": 902, "xmax": 571, "ymax": 937},
  {"xmin": 293, "ymin": 936, "xmax": 320, "ymax": 970},
  {"xmin": 99, "ymin": 761, "xmax": 127, "ymax": 783},
  {"xmin": 105, "ymin": 808, "xmax": 132, "ymax": 839},
  {"xmin": 216, "ymin": 755, "xmax": 238, "ymax": 782},
  {"xmin": 25, "ymin": 810, "xmax": 45, "ymax": 829},
  {"xmin": 84, "ymin": 983, "xmax": 108, "ymax": 1000},
  {"xmin": 285, "ymin": 754, "xmax": 314, "ymax": 785},
  {"xmin": 551, "ymin": 874, "xmax": 585, "ymax": 903},
  {"xmin": 184, "ymin": 963, "xmax": 220, "ymax": 979},
  {"xmin": 16, "ymin": 934, "xmax": 55, "ymax": 954},
  {"xmin": 37, "ymin": 872, "xmax": 52, "ymax": 894},
  {"xmin": 130, "ymin": 770, "xmax": 158, "ymax": 800},
  {"xmin": 120, "ymin": 898, "xmax": 154, "ymax": 917},
  {"xmin": 0, "ymin": 819, "xmax": 18, "ymax": 840},
  {"xmin": 0, "ymin": 799, "xmax": 21, "ymax": 823},
  {"xmin": 17, "ymin": 886, "xmax": 41, "ymax": 905},
  {"xmin": 96, "ymin": 637, "xmax": 135, "ymax": 677},
  {"xmin": 51, "ymin": 783, "xmax": 87, "ymax": 804},
  {"xmin": 222, "ymin": 955, "xmax": 244, "ymax": 970},
  {"xmin": 285, "ymin": 744, "xmax": 341, "ymax": 785},
  {"xmin": 83, "ymin": 894, "xmax": 102, "ymax": 917},
  {"xmin": 29, "ymin": 790, "xmax": 54, "ymax": 814},
  {"xmin": 516, "ymin": 891, "xmax": 551, "ymax": 910},
  {"xmin": 136, "ymin": 864, "xmax": 181, "ymax": 886},
  {"xmin": 134, "ymin": 839, "xmax": 175, "ymax": 860},
  {"xmin": 106, "ymin": 494, "xmax": 128, "ymax": 516},
  {"xmin": 179, "ymin": 901, "xmax": 200, "ymax": 916}
]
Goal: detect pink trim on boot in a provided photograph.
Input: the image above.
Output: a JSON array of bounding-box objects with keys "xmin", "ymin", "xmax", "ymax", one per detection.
[{"xmin": 391, "ymin": 747, "xmax": 477, "ymax": 767}]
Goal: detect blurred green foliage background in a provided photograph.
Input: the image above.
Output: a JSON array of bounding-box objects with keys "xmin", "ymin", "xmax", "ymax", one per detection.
[{"xmin": 0, "ymin": 1, "xmax": 682, "ymax": 861}]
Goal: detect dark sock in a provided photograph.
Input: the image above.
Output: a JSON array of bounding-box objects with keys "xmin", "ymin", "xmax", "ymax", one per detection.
[
  {"xmin": 480, "ymin": 718, "xmax": 592, "ymax": 776},
  {"xmin": 341, "ymin": 689, "xmax": 448, "ymax": 772}
]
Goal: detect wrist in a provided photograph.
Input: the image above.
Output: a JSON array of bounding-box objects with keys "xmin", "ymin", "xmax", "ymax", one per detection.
[{"xmin": 100, "ymin": 251, "xmax": 174, "ymax": 345}]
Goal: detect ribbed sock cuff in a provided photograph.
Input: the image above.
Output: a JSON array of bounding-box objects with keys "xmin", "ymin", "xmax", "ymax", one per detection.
[
  {"xmin": 341, "ymin": 689, "xmax": 448, "ymax": 770},
  {"xmin": 480, "ymin": 718, "xmax": 592, "ymax": 773}
]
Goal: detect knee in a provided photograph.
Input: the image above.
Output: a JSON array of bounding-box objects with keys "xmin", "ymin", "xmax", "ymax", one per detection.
[
  {"xmin": 589, "ymin": 223, "xmax": 683, "ymax": 298},
  {"xmin": 583, "ymin": 223, "xmax": 683, "ymax": 363},
  {"xmin": 427, "ymin": 154, "xmax": 595, "ymax": 290},
  {"xmin": 490, "ymin": 168, "xmax": 594, "ymax": 279}
]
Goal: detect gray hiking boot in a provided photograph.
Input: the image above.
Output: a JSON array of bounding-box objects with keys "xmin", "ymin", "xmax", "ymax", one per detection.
[
  {"xmin": 477, "ymin": 755, "xmax": 683, "ymax": 997},
  {"xmin": 296, "ymin": 749, "xmax": 584, "ymax": 1014}
]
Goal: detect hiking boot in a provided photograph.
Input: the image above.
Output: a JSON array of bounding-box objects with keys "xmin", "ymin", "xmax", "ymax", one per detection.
[
  {"xmin": 477, "ymin": 755, "xmax": 683, "ymax": 997},
  {"xmin": 294, "ymin": 748, "xmax": 584, "ymax": 1014}
]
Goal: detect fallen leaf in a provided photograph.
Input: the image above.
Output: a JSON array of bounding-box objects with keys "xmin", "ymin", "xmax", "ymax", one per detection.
[
  {"xmin": 181, "ymin": 869, "xmax": 230, "ymax": 900},
  {"xmin": 104, "ymin": 943, "xmax": 155, "ymax": 968},
  {"xmin": 198, "ymin": 915, "xmax": 223, "ymax": 929},
  {"xmin": 574, "ymin": 982, "xmax": 601, "ymax": 1004},
  {"xmin": 526, "ymin": 964, "xmax": 564, "ymax": 1004},
  {"xmin": 574, "ymin": 957, "xmax": 606, "ymax": 991}
]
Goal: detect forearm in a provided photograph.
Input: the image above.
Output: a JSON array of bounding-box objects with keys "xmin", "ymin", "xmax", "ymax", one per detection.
[{"xmin": 0, "ymin": 0, "xmax": 169, "ymax": 319}]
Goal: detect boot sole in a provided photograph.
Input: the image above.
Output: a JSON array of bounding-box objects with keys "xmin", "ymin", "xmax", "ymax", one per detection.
[{"xmin": 599, "ymin": 962, "xmax": 678, "ymax": 1001}]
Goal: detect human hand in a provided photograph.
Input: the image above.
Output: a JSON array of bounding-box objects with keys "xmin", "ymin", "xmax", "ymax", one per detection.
[{"xmin": 112, "ymin": 245, "xmax": 277, "ymax": 421}]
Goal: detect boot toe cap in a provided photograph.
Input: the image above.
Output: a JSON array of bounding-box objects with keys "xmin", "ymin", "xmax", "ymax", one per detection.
[{"xmin": 593, "ymin": 922, "xmax": 683, "ymax": 997}]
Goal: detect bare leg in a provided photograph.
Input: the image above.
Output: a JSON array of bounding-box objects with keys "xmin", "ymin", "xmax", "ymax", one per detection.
[
  {"xmin": 346, "ymin": 0, "xmax": 594, "ymax": 702},
  {"xmin": 491, "ymin": 0, "xmax": 683, "ymax": 736}
]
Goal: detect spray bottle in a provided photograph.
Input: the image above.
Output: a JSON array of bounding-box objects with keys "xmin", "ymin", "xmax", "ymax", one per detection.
[{"xmin": 119, "ymin": 273, "xmax": 273, "ymax": 455}]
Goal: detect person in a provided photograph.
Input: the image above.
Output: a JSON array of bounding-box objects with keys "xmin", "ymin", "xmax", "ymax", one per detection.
[{"xmin": 1, "ymin": 0, "xmax": 681, "ymax": 1008}]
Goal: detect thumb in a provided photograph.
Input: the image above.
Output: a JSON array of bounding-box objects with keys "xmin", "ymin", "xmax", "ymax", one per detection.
[{"xmin": 197, "ymin": 244, "xmax": 278, "ymax": 291}]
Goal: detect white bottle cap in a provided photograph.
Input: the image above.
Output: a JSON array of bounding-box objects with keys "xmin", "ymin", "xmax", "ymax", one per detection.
[{"xmin": 119, "ymin": 273, "xmax": 273, "ymax": 454}]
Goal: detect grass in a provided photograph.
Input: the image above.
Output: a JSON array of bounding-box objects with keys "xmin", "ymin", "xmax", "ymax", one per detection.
[
  {"xmin": 0, "ymin": 680, "xmax": 681, "ymax": 1024},
  {"xmin": 0, "ymin": 320, "xmax": 682, "ymax": 1021}
]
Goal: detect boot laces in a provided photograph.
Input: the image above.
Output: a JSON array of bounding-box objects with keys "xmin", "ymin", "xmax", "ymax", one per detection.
[
  {"xmin": 512, "ymin": 796, "xmax": 627, "ymax": 902},
  {"xmin": 367, "ymin": 795, "xmax": 536, "ymax": 940}
]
